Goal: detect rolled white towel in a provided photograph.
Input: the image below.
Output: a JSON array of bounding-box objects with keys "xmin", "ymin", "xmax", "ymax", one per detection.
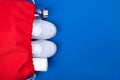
[
  {"xmin": 32, "ymin": 19, "xmax": 57, "ymax": 39},
  {"xmin": 32, "ymin": 40, "xmax": 57, "ymax": 58},
  {"xmin": 33, "ymin": 58, "xmax": 48, "ymax": 72}
]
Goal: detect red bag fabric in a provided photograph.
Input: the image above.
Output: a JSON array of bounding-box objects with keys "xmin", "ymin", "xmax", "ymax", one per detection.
[{"xmin": 0, "ymin": 0, "xmax": 35, "ymax": 80}]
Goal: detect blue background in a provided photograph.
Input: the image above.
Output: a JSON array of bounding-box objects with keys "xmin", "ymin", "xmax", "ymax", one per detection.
[{"xmin": 33, "ymin": 0, "xmax": 120, "ymax": 80}]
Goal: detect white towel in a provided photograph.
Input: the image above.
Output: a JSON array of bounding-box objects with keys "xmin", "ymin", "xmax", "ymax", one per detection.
[{"xmin": 33, "ymin": 58, "xmax": 48, "ymax": 71}]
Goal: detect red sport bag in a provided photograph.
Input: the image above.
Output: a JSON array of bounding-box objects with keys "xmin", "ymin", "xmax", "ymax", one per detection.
[{"xmin": 0, "ymin": 0, "xmax": 35, "ymax": 80}]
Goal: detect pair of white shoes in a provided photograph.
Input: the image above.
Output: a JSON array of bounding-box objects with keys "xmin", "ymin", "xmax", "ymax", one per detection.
[{"xmin": 32, "ymin": 19, "xmax": 57, "ymax": 71}]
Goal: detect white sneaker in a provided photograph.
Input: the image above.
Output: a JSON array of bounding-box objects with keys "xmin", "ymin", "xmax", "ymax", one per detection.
[
  {"xmin": 33, "ymin": 58, "xmax": 48, "ymax": 71},
  {"xmin": 32, "ymin": 40, "xmax": 57, "ymax": 58},
  {"xmin": 32, "ymin": 19, "xmax": 57, "ymax": 39}
]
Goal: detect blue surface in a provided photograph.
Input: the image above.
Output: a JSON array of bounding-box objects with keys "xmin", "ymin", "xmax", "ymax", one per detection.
[{"xmin": 33, "ymin": 0, "xmax": 120, "ymax": 80}]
